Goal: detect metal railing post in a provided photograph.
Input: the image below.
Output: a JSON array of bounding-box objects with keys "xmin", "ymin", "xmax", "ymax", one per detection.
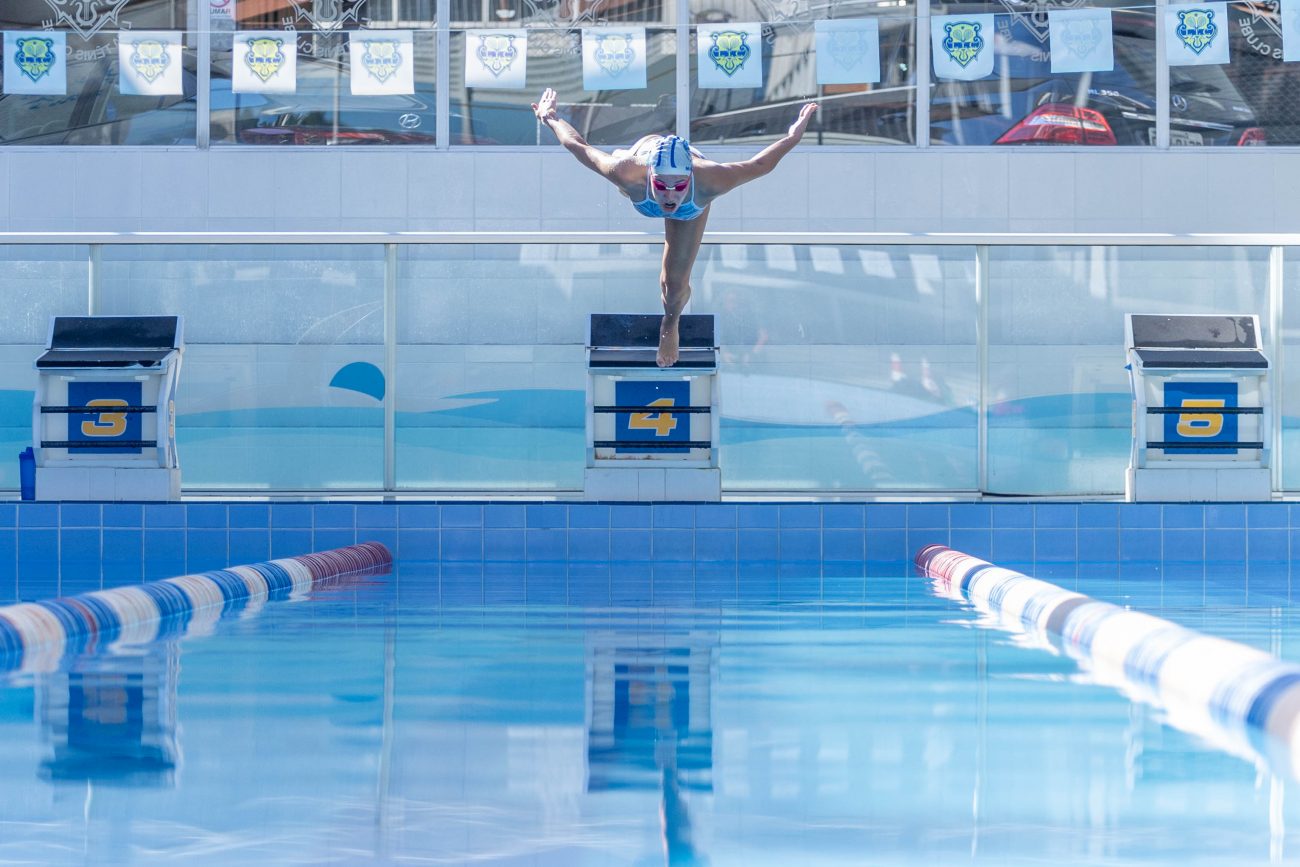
[{"xmin": 385, "ymin": 243, "xmax": 398, "ymax": 491}]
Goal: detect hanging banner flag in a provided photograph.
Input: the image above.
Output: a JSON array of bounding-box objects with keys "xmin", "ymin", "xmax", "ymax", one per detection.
[
  {"xmin": 814, "ymin": 18, "xmax": 880, "ymax": 85},
  {"xmin": 4, "ymin": 31, "xmax": 67, "ymax": 95},
  {"xmin": 1049, "ymin": 8, "xmax": 1114, "ymax": 73},
  {"xmin": 232, "ymin": 31, "xmax": 297, "ymax": 93},
  {"xmin": 119, "ymin": 31, "xmax": 185, "ymax": 96},
  {"xmin": 697, "ymin": 22, "xmax": 762, "ymax": 89},
  {"xmin": 581, "ymin": 27, "xmax": 647, "ymax": 91},
  {"xmin": 465, "ymin": 29, "xmax": 527, "ymax": 89},
  {"xmin": 1165, "ymin": 2, "xmax": 1230, "ymax": 66},
  {"xmin": 349, "ymin": 30, "xmax": 414, "ymax": 95},
  {"xmin": 931, "ymin": 14, "xmax": 995, "ymax": 81},
  {"xmin": 1283, "ymin": 0, "xmax": 1300, "ymax": 61}
]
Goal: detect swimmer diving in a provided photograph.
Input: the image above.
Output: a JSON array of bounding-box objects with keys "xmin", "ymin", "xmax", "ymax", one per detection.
[{"xmin": 532, "ymin": 88, "xmax": 819, "ymax": 367}]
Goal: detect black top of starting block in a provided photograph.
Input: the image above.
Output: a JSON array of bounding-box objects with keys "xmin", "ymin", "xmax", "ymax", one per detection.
[
  {"xmin": 1128, "ymin": 314, "xmax": 1259, "ymax": 350},
  {"xmin": 1134, "ymin": 348, "xmax": 1269, "ymax": 369},
  {"xmin": 37, "ymin": 316, "xmax": 182, "ymax": 370},
  {"xmin": 589, "ymin": 314, "xmax": 715, "ymax": 349}
]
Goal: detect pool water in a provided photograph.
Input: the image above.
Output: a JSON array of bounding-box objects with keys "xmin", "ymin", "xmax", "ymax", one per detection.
[{"xmin": 0, "ymin": 568, "xmax": 1298, "ymax": 866}]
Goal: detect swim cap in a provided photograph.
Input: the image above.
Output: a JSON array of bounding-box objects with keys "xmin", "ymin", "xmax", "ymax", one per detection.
[{"xmin": 648, "ymin": 135, "xmax": 693, "ymax": 175}]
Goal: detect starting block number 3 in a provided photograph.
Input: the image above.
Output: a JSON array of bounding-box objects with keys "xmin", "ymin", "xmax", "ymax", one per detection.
[
  {"xmin": 628, "ymin": 398, "xmax": 679, "ymax": 437},
  {"xmin": 81, "ymin": 398, "xmax": 129, "ymax": 437}
]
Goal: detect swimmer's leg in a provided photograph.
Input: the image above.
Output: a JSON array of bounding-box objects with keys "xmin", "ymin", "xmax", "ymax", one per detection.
[{"xmin": 658, "ymin": 207, "xmax": 709, "ymax": 368}]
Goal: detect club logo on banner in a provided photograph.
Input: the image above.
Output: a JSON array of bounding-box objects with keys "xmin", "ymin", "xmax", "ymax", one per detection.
[
  {"xmin": 582, "ymin": 28, "xmax": 646, "ymax": 90},
  {"xmin": 465, "ymin": 29, "xmax": 527, "ymax": 89},
  {"xmin": 1163, "ymin": 381, "xmax": 1237, "ymax": 454},
  {"xmin": 814, "ymin": 19, "xmax": 880, "ymax": 85},
  {"xmin": 38, "ymin": 0, "xmax": 131, "ymax": 40},
  {"xmin": 615, "ymin": 380, "xmax": 690, "ymax": 454},
  {"xmin": 233, "ymin": 32, "xmax": 297, "ymax": 93},
  {"xmin": 1166, "ymin": 3, "xmax": 1230, "ymax": 64},
  {"xmin": 697, "ymin": 23, "xmax": 762, "ymax": 88},
  {"xmin": 69, "ymin": 381, "xmax": 142, "ymax": 455},
  {"xmin": 119, "ymin": 31, "xmax": 184, "ymax": 96},
  {"xmin": 1049, "ymin": 8, "xmax": 1114, "ymax": 73},
  {"xmin": 931, "ymin": 14, "xmax": 995, "ymax": 80},
  {"xmin": 4, "ymin": 32, "xmax": 67, "ymax": 95},
  {"xmin": 349, "ymin": 31, "xmax": 414, "ymax": 95}
]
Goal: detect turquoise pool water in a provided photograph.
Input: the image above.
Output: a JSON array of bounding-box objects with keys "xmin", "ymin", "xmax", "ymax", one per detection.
[{"xmin": 0, "ymin": 567, "xmax": 1297, "ymax": 865}]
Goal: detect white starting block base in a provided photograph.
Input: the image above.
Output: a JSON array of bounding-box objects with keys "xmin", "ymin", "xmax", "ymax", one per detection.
[
  {"xmin": 584, "ymin": 467, "xmax": 721, "ymax": 502},
  {"xmin": 36, "ymin": 466, "xmax": 181, "ymax": 501},
  {"xmin": 1126, "ymin": 467, "xmax": 1271, "ymax": 502}
]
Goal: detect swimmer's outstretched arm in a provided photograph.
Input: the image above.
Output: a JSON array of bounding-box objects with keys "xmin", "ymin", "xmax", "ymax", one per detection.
[
  {"xmin": 532, "ymin": 88, "xmax": 627, "ymax": 185},
  {"xmin": 697, "ymin": 103, "xmax": 819, "ymax": 198}
]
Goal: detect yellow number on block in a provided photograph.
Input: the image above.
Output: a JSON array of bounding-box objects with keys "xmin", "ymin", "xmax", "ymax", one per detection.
[
  {"xmin": 629, "ymin": 397, "xmax": 679, "ymax": 437},
  {"xmin": 1175, "ymin": 398, "xmax": 1225, "ymax": 438},
  {"xmin": 81, "ymin": 398, "xmax": 128, "ymax": 437}
]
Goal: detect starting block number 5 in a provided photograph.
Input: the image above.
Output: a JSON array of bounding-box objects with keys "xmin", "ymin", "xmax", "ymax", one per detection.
[
  {"xmin": 1176, "ymin": 398, "xmax": 1226, "ymax": 438},
  {"xmin": 81, "ymin": 398, "xmax": 129, "ymax": 437},
  {"xmin": 628, "ymin": 398, "xmax": 679, "ymax": 437}
]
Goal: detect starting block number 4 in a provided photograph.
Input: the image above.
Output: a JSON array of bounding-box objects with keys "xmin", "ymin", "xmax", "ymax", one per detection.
[{"xmin": 628, "ymin": 397, "xmax": 679, "ymax": 437}]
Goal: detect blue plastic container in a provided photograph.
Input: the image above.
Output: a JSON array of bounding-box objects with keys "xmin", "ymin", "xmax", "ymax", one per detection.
[{"xmin": 18, "ymin": 447, "xmax": 34, "ymax": 501}]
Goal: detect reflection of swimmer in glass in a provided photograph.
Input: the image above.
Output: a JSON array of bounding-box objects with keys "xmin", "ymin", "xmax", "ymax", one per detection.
[{"xmin": 533, "ymin": 88, "xmax": 817, "ymax": 368}]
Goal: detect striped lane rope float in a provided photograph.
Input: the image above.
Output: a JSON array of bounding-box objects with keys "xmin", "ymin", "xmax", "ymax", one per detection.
[
  {"xmin": 0, "ymin": 541, "xmax": 391, "ymax": 673},
  {"xmin": 916, "ymin": 544, "xmax": 1300, "ymax": 771}
]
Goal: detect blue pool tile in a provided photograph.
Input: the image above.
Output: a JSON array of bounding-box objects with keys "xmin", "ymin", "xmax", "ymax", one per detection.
[
  {"xmin": 610, "ymin": 562, "xmax": 652, "ymax": 605},
  {"xmin": 1248, "ymin": 504, "xmax": 1288, "ymax": 529},
  {"xmin": 991, "ymin": 530, "xmax": 1033, "ymax": 569},
  {"xmin": 397, "ymin": 529, "xmax": 439, "ymax": 561},
  {"xmin": 60, "ymin": 503, "xmax": 101, "ymax": 528},
  {"xmin": 101, "ymin": 501, "xmax": 139, "ymax": 530},
  {"xmin": 1249, "ymin": 556, "xmax": 1288, "ymax": 585},
  {"xmin": 313, "ymin": 529, "xmax": 356, "ymax": 552},
  {"xmin": 526, "ymin": 528, "xmax": 566, "ymax": 560},
  {"xmin": 610, "ymin": 505, "xmax": 652, "ymax": 528},
  {"xmin": 17, "ymin": 529, "xmax": 55, "ymax": 590},
  {"xmin": 652, "ymin": 529, "xmax": 693, "ymax": 561},
  {"xmin": 738, "ymin": 529, "xmax": 778, "ymax": 561},
  {"xmin": 1162, "ymin": 529, "xmax": 1204, "ymax": 563},
  {"xmin": 1118, "ymin": 505, "xmax": 1161, "ymax": 529},
  {"xmin": 822, "ymin": 504, "xmax": 864, "ymax": 529},
  {"xmin": 610, "ymin": 529, "xmax": 651, "ymax": 561},
  {"xmin": 356, "ymin": 504, "xmax": 397, "ymax": 529},
  {"xmin": 271, "ymin": 503, "xmax": 313, "ymax": 529},
  {"xmin": 228, "ymin": 504, "xmax": 270, "ymax": 529},
  {"xmin": 738, "ymin": 562, "xmax": 778, "ymax": 600},
  {"xmin": 568, "ymin": 563, "xmax": 611, "ymax": 605},
  {"xmin": 653, "ymin": 504, "xmax": 695, "ymax": 528},
  {"xmin": 737, "ymin": 504, "xmax": 778, "ymax": 529},
  {"xmin": 779, "ymin": 504, "xmax": 820, "ymax": 529},
  {"xmin": 865, "ymin": 504, "xmax": 905, "ymax": 529},
  {"xmin": 360, "ymin": 529, "xmax": 397, "ymax": 558},
  {"xmin": 1206, "ymin": 504, "xmax": 1247, "ymax": 529},
  {"xmin": 865, "ymin": 529, "xmax": 907, "ymax": 567},
  {"xmin": 695, "ymin": 530, "xmax": 736, "ymax": 562},
  {"xmin": 1119, "ymin": 555, "xmax": 1161, "ymax": 582},
  {"xmin": 525, "ymin": 563, "xmax": 567, "ymax": 604},
  {"xmin": 778, "ymin": 571, "xmax": 821, "ymax": 601},
  {"xmin": 526, "ymin": 504, "xmax": 567, "ymax": 529},
  {"xmin": 484, "ymin": 504, "xmax": 526, "ymax": 528},
  {"xmin": 991, "ymin": 505, "xmax": 1033, "ymax": 529},
  {"xmin": 695, "ymin": 564, "xmax": 737, "ymax": 603},
  {"xmin": 907, "ymin": 504, "xmax": 948, "ymax": 530},
  {"xmin": 907, "ymin": 529, "xmax": 949, "ymax": 560},
  {"xmin": 398, "ymin": 504, "xmax": 440, "ymax": 529},
  {"xmin": 1162, "ymin": 505, "xmax": 1205, "ymax": 530},
  {"xmin": 18, "ymin": 504, "xmax": 58, "ymax": 528},
  {"xmin": 949, "ymin": 529, "xmax": 992, "ymax": 562},
  {"xmin": 101, "ymin": 529, "xmax": 142, "ymax": 586},
  {"xmin": 1035, "ymin": 529, "xmax": 1076, "ymax": 563},
  {"xmin": 442, "ymin": 529, "xmax": 483, "ymax": 561},
  {"xmin": 1077, "ymin": 503, "xmax": 1119, "ymax": 528},
  {"xmin": 1033, "ymin": 504, "xmax": 1077, "ymax": 529},
  {"xmin": 1205, "ymin": 529, "xmax": 1246, "ymax": 566},
  {"xmin": 61, "ymin": 527, "xmax": 101, "ymax": 565},
  {"xmin": 187, "ymin": 504, "xmax": 228, "ymax": 529},
  {"xmin": 949, "ymin": 504, "xmax": 991, "ymax": 529},
  {"xmin": 142, "ymin": 530, "xmax": 185, "ymax": 582},
  {"xmin": 779, "ymin": 530, "xmax": 819, "ymax": 561},
  {"xmin": 441, "ymin": 563, "xmax": 484, "ymax": 604},
  {"xmin": 823, "ymin": 562, "xmax": 865, "ymax": 601},
  {"xmin": 1077, "ymin": 528, "xmax": 1119, "ymax": 563},
  {"xmin": 1120, "ymin": 528, "xmax": 1161, "ymax": 561},
  {"xmin": 695, "ymin": 504, "xmax": 737, "ymax": 529},
  {"xmin": 143, "ymin": 503, "xmax": 186, "ymax": 529},
  {"xmin": 568, "ymin": 504, "xmax": 610, "ymax": 529},
  {"xmin": 187, "ymin": 530, "xmax": 228, "ymax": 572},
  {"xmin": 0, "ymin": 505, "xmax": 15, "ymax": 529},
  {"xmin": 1249, "ymin": 528, "xmax": 1288, "ymax": 561},
  {"xmin": 568, "ymin": 529, "xmax": 610, "ymax": 561},
  {"xmin": 313, "ymin": 504, "xmax": 355, "ymax": 529},
  {"xmin": 440, "ymin": 504, "xmax": 483, "ymax": 528},
  {"xmin": 270, "ymin": 529, "xmax": 313, "ymax": 561},
  {"xmin": 484, "ymin": 529, "xmax": 526, "ymax": 560},
  {"xmin": 653, "ymin": 563, "xmax": 696, "ymax": 604},
  {"xmin": 1164, "ymin": 558, "xmax": 1203, "ymax": 583},
  {"xmin": 484, "ymin": 562, "xmax": 525, "ymax": 603},
  {"xmin": 229, "ymin": 529, "xmax": 270, "ymax": 565},
  {"xmin": 823, "ymin": 530, "xmax": 864, "ymax": 562}
]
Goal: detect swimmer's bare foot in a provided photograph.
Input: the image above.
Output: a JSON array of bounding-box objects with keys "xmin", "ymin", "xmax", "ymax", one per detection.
[{"xmin": 657, "ymin": 315, "xmax": 680, "ymax": 367}]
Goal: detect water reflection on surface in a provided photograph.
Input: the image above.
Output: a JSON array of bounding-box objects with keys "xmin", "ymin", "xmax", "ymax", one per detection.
[{"xmin": 0, "ymin": 575, "xmax": 1298, "ymax": 864}]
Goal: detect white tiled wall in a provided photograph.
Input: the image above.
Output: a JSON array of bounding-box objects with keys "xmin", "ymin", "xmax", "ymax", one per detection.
[{"xmin": 4, "ymin": 147, "xmax": 1291, "ymax": 234}]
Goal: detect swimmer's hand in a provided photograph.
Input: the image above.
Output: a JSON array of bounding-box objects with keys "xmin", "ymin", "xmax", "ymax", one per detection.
[
  {"xmin": 532, "ymin": 88, "xmax": 558, "ymax": 123},
  {"xmin": 787, "ymin": 103, "xmax": 819, "ymax": 142}
]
